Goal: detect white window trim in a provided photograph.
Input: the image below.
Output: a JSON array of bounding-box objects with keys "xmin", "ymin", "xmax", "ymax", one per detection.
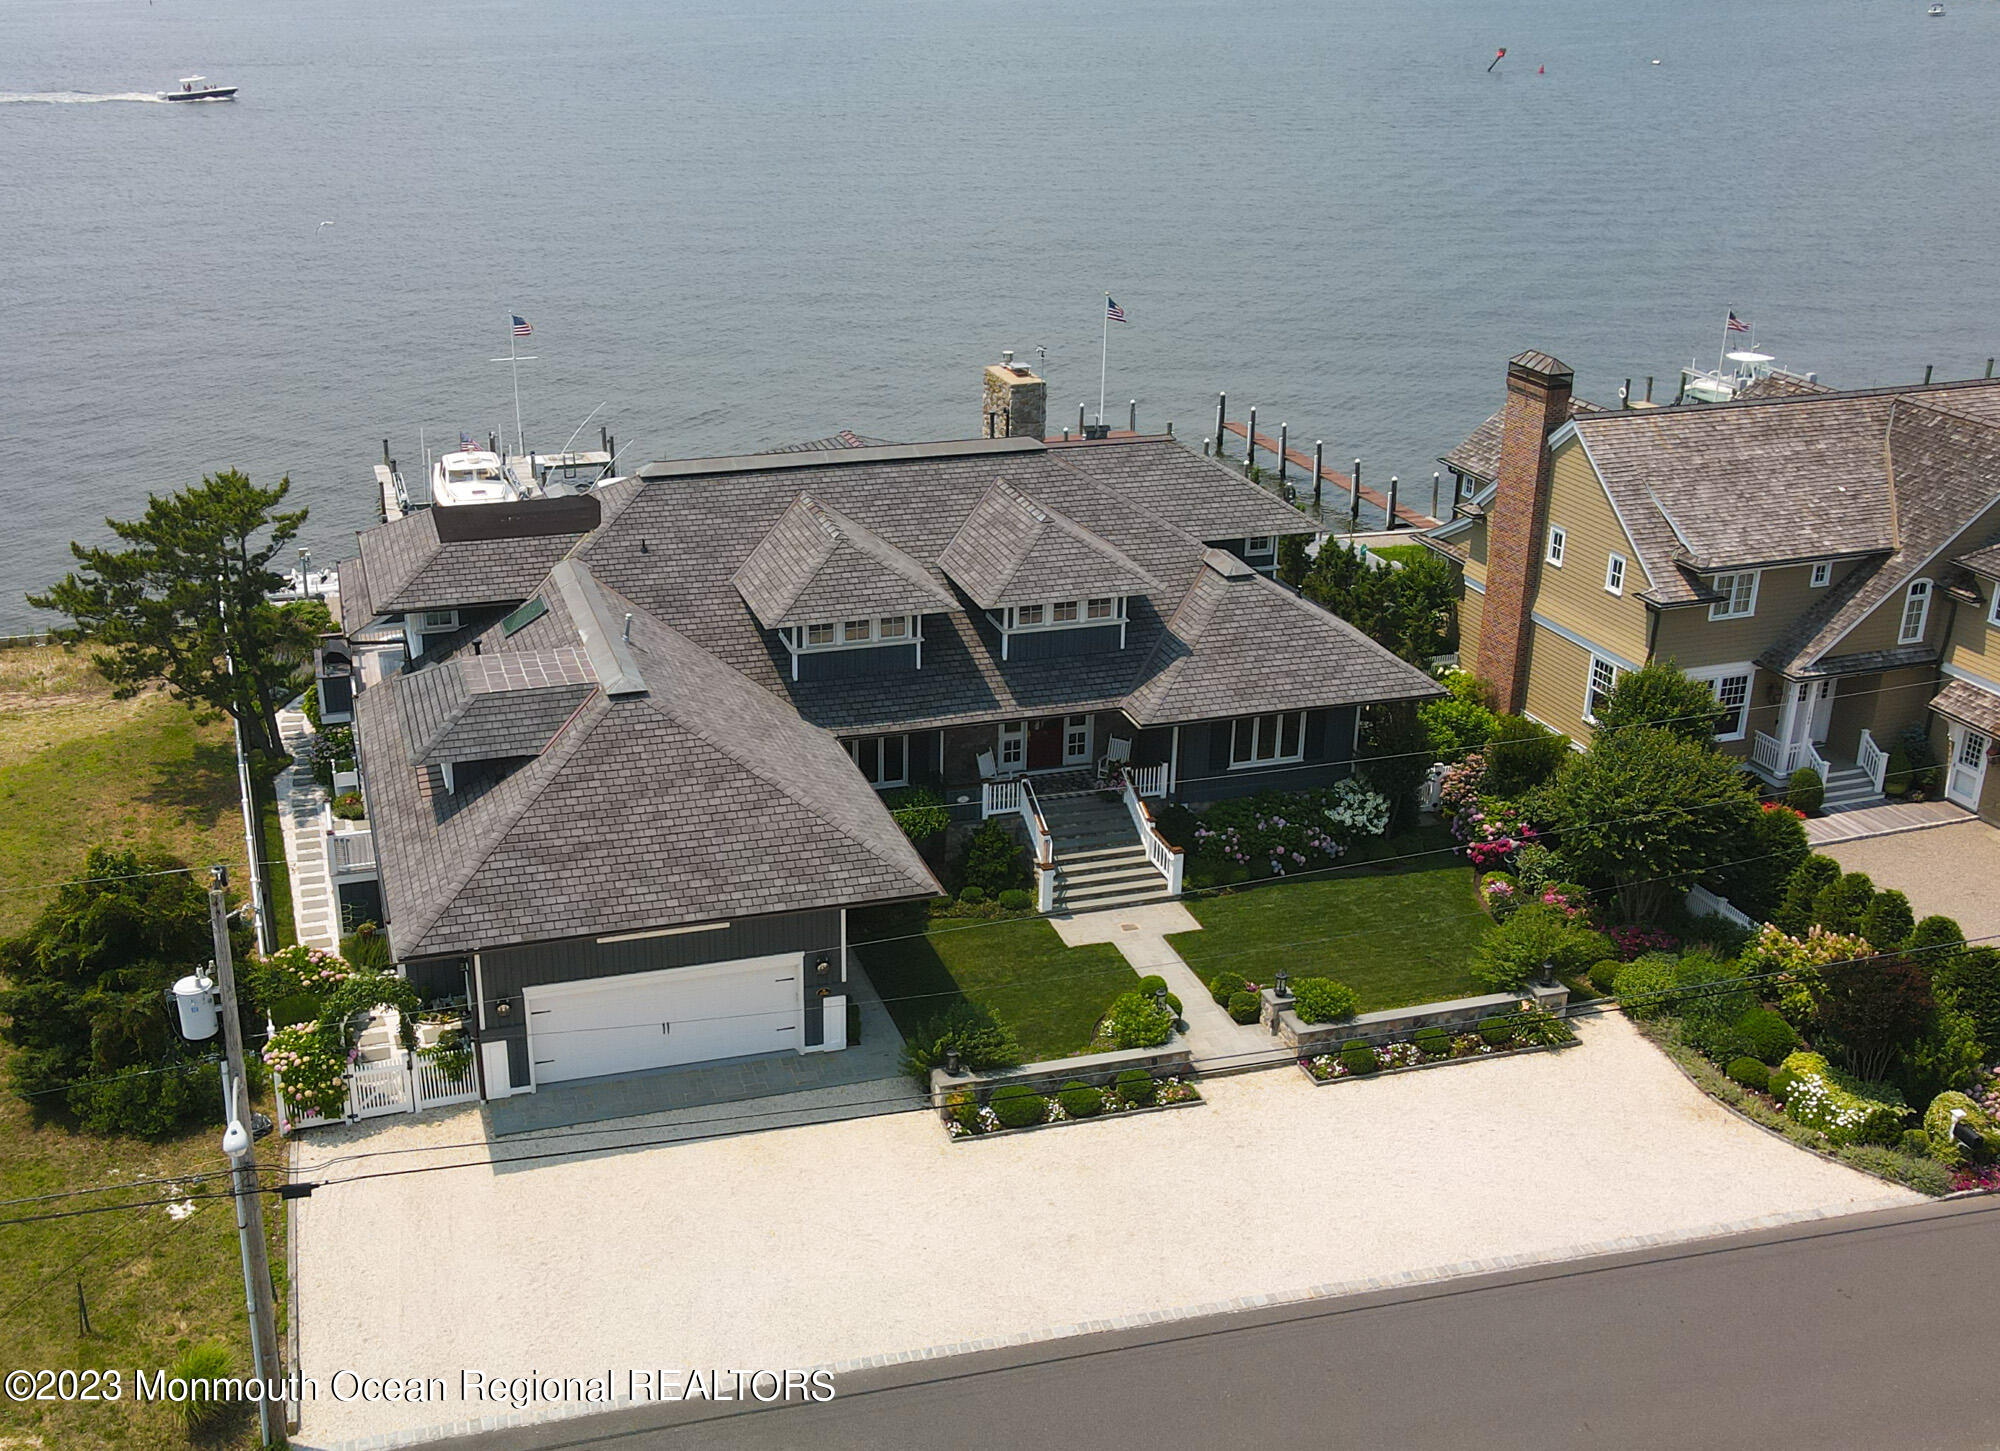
[
  {"xmin": 418, "ymin": 609, "xmax": 459, "ymax": 631},
  {"xmin": 997, "ymin": 720, "xmax": 1025, "ymax": 770},
  {"xmin": 794, "ymin": 615, "xmax": 917, "ymax": 653},
  {"xmin": 1809, "ymin": 561, "xmax": 1832, "ymax": 588},
  {"xmin": 1545, "ymin": 525, "xmax": 1567, "ymax": 568},
  {"xmin": 1228, "ymin": 711, "xmax": 1306, "ymax": 770},
  {"xmin": 1062, "ymin": 713, "xmax": 1092, "ymax": 765},
  {"xmin": 1085, "ymin": 596, "xmax": 1117, "ymax": 621},
  {"xmin": 1988, "ymin": 582, "xmax": 2000, "ymax": 627},
  {"xmin": 1583, "ymin": 655, "xmax": 1622, "ymax": 726},
  {"xmin": 1683, "ymin": 662, "xmax": 1755, "ymax": 743},
  {"xmin": 1604, "ymin": 553, "xmax": 1626, "ymax": 596},
  {"xmin": 1243, "ymin": 535, "xmax": 1276, "ymax": 561},
  {"xmin": 844, "ymin": 733, "xmax": 910, "ymax": 788},
  {"xmin": 1898, "ymin": 578, "xmax": 1933, "ymax": 645},
  {"xmin": 1708, "ymin": 570, "xmax": 1761, "ymax": 621}
]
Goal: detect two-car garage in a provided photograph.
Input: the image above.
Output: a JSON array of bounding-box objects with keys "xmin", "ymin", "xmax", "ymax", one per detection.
[{"xmin": 522, "ymin": 955, "xmax": 804, "ymax": 1086}]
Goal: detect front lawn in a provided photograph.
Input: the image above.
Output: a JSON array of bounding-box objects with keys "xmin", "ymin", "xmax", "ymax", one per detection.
[
  {"xmin": 1169, "ymin": 826, "xmax": 1490, "ymax": 1011},
  {"xmin": 852, "ymin": 905, "xmax": 1139, "ymax": 1061}
]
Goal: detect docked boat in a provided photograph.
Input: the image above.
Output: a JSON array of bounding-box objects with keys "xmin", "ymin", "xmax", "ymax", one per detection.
[
  {"xmin": 430, "ymin": 449, "xmax": 520, "ymax": 508},
  {"xmin": 1929, "ymin": 5, "xmax": 1945, "ymax": 16},
  {"xmin": 161, "ymin": 75, "xmax": 237, "ymax": 102}
]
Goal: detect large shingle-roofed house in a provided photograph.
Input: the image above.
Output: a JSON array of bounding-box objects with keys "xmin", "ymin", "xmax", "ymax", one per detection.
[
  {"xmin": 329, "ymin": 422, "xmax": 1439, "ymax": 1097},
  {"xmin": 1427, "ymin": 352, "xmax": 2000, "ymax": 824}
]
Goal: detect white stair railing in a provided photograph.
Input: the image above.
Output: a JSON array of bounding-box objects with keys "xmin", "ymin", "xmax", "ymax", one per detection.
[
  {"xmin": 1125, "ymin": 763, "xmax": 1167, "ymax": 798},
  {"xmin": 1118, "ymin": 769, "xmax": 1185, "ymax": 897},
  {"xmin": 1016, "ymin": 778, "xmax": 1056, "ymax": 912},
  {"xmin": 1803, "ymin": 740, "xmax": 1830, "ymax": 784},
  {"xmin": 1856, "ymin": 729, "xmax": 1889, "ymax": 792}
]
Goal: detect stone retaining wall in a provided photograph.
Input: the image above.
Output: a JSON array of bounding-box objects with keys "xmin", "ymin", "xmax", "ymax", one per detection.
[
  {"xmin": 1261, "ymin": 982, "xmax": 1568, "ymax": 1055},
  {"xmin": 929, "ymin": 1042, "xmax": 1195, "ymax": 1108}
]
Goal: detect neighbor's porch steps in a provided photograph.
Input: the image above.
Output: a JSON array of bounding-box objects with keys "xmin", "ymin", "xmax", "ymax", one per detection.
[
  {"xmin": 1820, "ymin": 763, "xmax": 1886, "ymax": 814},
  {"xmin": 1039, "ymin": 792, "xmax": 1172, "ymax": 914}
]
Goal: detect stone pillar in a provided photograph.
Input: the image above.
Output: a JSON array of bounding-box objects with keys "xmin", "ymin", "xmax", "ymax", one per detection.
[
  {"xmin": 983, "ymin": 362, "xmax": 1047, "ymax": 440},
  {"xmin": 1476, "ymin": 350, "xmax": 1573, "ymax": 715}
]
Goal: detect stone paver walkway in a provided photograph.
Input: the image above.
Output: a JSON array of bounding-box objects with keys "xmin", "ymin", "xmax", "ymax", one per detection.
[
  {"xmin": 1053, "ymin": 901, "xmax": 1288, "ymax": 1073},
  {"xmin": 274, "ymin": 705, "xmax": 339, "ymax": 951}
]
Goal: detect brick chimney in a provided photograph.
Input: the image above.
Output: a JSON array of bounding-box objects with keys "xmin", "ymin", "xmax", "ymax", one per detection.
[
  {"xmin": 982, "ymin": 353, "xmax": 1046, "ymax": 440},
  {"xmin": 1475, "ymin": 350, "xmax": 1573, "ymax": 715}
]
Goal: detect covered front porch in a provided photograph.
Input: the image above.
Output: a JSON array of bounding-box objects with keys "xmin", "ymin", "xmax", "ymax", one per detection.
[{"xmin": 1744, "ymin": 668, "xmax": 1925, "ymax": 811}]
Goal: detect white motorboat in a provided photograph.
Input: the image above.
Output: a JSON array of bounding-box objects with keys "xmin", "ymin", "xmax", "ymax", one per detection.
[
  {"xmin": 430, "ymin": 449, "xmax": 519, "ymax": 508},
  {"xmin": 161, "ymin": 75, "xmax": 237, "ymax": 101}
]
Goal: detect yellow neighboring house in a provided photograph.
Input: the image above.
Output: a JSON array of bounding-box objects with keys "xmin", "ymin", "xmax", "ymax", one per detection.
[{"xmin": 1425, "ymin": 351, "xmax": 2000, "ymax": 824}]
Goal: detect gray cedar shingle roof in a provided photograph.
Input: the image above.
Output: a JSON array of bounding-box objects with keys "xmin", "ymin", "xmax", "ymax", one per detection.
[
  {"xmin": 1123, "ymin": 551, "xmax": 1445, "ymax": 726},
  {"xmin": 732, "ymin": 493, "xmax": 958, "ymax": 629},
  {"xmin": 759, "ymin": 431, "xmax": 890, "ymax": 454},
  {"xmin": 394, "ymin": 648, "xmax": 598, "ymax": 766},
  {"xmin": 355, "ymin": 507, "xmax": 591, "ymax": 614},
  {"xmin": 1930, "ymin": 677, "xmax": 2000, "ymax": 735},
  {"xmin": 360, "ymin": 567, "xmax": 941, "ymax": 959},
  {"xmin": 936, "ymin": 479, "xmax": 1161, "ymax": 609},
  {"xmin": 1437, "ymin": 397, "xmax": 1603, "ymax": 486},
  {"xmin": 1959, "ymin": 541, "xmax": 2000, "ymax": 582},
  {"xmin": 334, "ymin": 555, "xmax": 374, "ymax": 631}
]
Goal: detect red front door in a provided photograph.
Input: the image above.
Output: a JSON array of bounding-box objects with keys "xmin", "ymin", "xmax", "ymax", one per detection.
[{"xmin": 1026, "ymin": 718, "xmax": 1064, "ymax": 770}]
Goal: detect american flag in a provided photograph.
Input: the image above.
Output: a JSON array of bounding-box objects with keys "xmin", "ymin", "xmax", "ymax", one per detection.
[
  {"xmin": 511, "ymin": 314, "xmax": 533, "ymax": 337},
  {"xmin": 1726, "ymin": 312, "xmax": 1750, "ymax": 333},
  {"xmin": 1105, "ymin": 297, "xmax": 1126, "ymax": 323}
]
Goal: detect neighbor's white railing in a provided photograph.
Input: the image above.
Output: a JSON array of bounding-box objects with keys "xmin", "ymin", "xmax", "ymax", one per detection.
[
  {"xmin": 1119, "ymin": 769, "xmax": 1185, "ymax": 897},
  {"xmin": 327, "ymin": 824, "xmax": 375, "ymax": 876},
  {"xmin": 1125, "ymin": 762, "xmax": 1167, "ymax": 799},
  {"xmin": 1802, "ymin": 740, "xmax": 1830, "ymax": 784},
  {"xmin": 1750, "ymin": 731, "xmax": 1785, "ymax": 776},
  {"xmin": 1857, "ymin": 729, "xmax": 1889, "ymax": 792}
]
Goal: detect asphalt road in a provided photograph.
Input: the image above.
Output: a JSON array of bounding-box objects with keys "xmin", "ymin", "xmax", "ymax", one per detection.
[{"xmin": 437, "ymin": 1199, "xmax": 2000, "ymax": 1451}]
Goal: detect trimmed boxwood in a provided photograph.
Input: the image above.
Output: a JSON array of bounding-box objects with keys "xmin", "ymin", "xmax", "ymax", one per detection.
[
  {"xmin": 1477, "ymin": 1015, "xmax": 1518, "ymax": 1048},
  {"xmin": 1290, "ymin": 976, "xmax": 1359, "ymax": 1024},
  {"xmin": 1226, "ymin": 990, "xmax": 1261, "ymax": 1024},
  {"xmin": 1057, "ymin": 1080, "xmax": 1103, "ymax": 1119},
  {"xmin": 1734, "ymin": 1006, "xmax": 1801, "ymax": 1065},
  {"xmin": 1115, "ymin": 1068, "xmax": 1158, "ymax": 1106},
  {"xmin": 1208, "ymin": 970, "xmax": 1248, "ymax": 1007},
  {"xmin": 1726, "ymin": 1057, "xmax": 1770, "ymax": 1092},
  {"xmin": 1136, "ymin": 974, "xmax": 1168, "ymax": 996},
  {"xmin": 996, "ymin": 888, "xmax": 1034, "ymax": 911},
  {"xmin": 989, "ymin": 1084, "xmax": 1047, "ymax": 1129},
  {"xmin": 1588, "ymin": 957, "xmax": 1625, "ymax": 996},
  {"xmin": 1339, "ymin": 1039, "xmax": 1379, "ymax": 1076},
  {"xmin": 1413, "ymin": 1026, "xmax": 1452, "ymax": 1059},
  {"xmin": 1768, "ymin": 1066, "xmax": 1798, "ymax": 1103}
]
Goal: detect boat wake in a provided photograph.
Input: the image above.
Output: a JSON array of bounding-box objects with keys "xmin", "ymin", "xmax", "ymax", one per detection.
[{"xmin": 0, "ymin": 91, "xmax": 167, "ymax": 105}]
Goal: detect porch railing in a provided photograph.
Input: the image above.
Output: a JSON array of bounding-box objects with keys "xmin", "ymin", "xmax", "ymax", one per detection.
[
  {"xmin": 1802, "ymin": 740, "xmax": 1830, "ymax": 784},
  {"xmin": 1749, "ymin": 731, "xmax": 1831, "ymax": 783},
  {"xmin": 1856, "ymin": 729, "xmax": 1889, "ymax": 792},
  {"xmin": 327, "ymin": 823, "xmax": 375, "ymax": 877},
  {"xmin": 981, "ymin": 778, "xmax": 1022, "ymax": 818},
  {"xmin": 1749, "ymin": 731, "xmax": 1785, "ymax": 777},
  {"xmin": 1118, "ymin": 769, "xmax": 1185, "ymax": 897},
  {"xmin": 1125, "ymin": 762, "xmax": 1167, "ymax": 799}
]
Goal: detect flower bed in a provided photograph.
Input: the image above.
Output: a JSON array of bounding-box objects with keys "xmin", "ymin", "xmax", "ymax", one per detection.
[
  {"xmin": 941, "ymin": 1072, "xmax": 1201, "ymax": 1140},
  {"xmin": 1299, "ymin": 1007, "xmax": 1577, "ymax": 1083}
]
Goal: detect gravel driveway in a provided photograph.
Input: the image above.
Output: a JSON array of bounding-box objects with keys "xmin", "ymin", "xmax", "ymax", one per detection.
[
  {"xmin": 1822, "ymin": 819, "xmax": 2000, "ymax": 942},
  {"xmin": 289, "ymin": 1015, "xmax": 1916, "ymax": 1449}
]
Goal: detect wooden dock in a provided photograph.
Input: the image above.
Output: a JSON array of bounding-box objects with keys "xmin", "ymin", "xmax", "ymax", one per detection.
[{"xmin": 1219, "ymin": 421, "xmax": 1439, "ymax": 529}]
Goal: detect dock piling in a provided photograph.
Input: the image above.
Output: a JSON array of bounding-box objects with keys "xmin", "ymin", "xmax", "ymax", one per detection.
[
  {"xmin": 1216, "ymin": 393, "xmax": 1227, "ymax": 457},
  {"xmin": 1277, "ymin": 423, "xmax": 1288, "ymax": 488},
  {"xmin": 1129, "ymin": 400, "xmax": 1137, "ymax": 433},
  {"xmin": 1078, "ymin": 403, "xmax": 1086, "ymax": 435},
  {"xmin": 1246, "ymin": 407, "xmax": 1257, "ymax": 470},
  {"xmin": 382, "ymin": 438, "xmax": 390, "ymax": 466},
  {"xmin": 1313, "ymin": 440, "xmax": 1324, "ymax": 511},
  {"xmin": 1386, "ymin": 476, "xmax": 1400, "ymax": 529},
  {"xmin": 1924, "ymin": 365, "xmax": 1934, "ymax": 385},
  {"xmin": 1350, "ymin": 460, "xmax": 1362, "ymax": 525},
  {"xmin": 1431, "ymin": 471, "xmax": 1441, "ymax": 520}
]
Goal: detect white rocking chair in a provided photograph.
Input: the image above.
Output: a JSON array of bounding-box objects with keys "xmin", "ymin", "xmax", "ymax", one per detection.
[
  {"xmin": 1096, "ymin": 736, "xmax": 1133, "ymax": 785},
  {"xmin": 976, "ymin": 749, "xmax": 1000, "ymax": 781}
]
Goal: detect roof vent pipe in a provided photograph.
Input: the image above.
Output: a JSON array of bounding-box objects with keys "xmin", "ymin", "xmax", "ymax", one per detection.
[{"xmin": 622, "ymin": 613, "xmax": 633, "ymax": 643}]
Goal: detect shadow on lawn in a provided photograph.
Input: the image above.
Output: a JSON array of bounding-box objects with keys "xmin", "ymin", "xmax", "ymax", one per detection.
[{"xmin": 136, "ymin": 737, "xmax": 239, "ymax": 828}]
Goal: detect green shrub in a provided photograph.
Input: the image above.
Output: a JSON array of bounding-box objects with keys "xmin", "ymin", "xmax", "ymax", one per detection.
[
  {"xmin": 1471, "ymin": 902, "xmax": 1611, "ymax": 991},
  {"xmin": 1708, "ymin": 802, "xmax": 1810, "ymax": 922},
  {"xmin": 1773, "ymin": 855, "xmax": 1842, "ymax": 936},
  {"xmin": 1859, "ymin": 890, "xmax": 1915, "ymax": 952},
  {"xmin": 1734, "ymin": 1006, "xmax": 1801, "ymax": 1065},
  {"xmin": 1684, "ymin": 1015, "xmax": 1755, "ymax": 1065},
  {"xmin": 1936, "ymin": 945, "xmax": 2000, "ymax": 1053},
  {"xmin": 1779, "ymin": 1051, "xmax": 1910, "ymax": 1146},
  {"xmin": 1882, "ymin": 747, "xmax": 1914, "ymax": 796},
  {"xmin": 1483, "ymin": 714, "xmax": 1572, "ymax": 797},
  {"xmin": 1101, "ymin": 991, "xmax": 1175, "ymax": 1049},
  {"xmin": 1477, "ymin": 1016, "xmax": 1517, "ymax": 1048},
  {"xmin": 1900, "ymin": 1127, "xmax": 1933, "ymax": 1157},
  {"xmin": 1811, "ymin": 872, "xmax": 1875, "ymax": 936},
  {"xmin": 958, "ymin": 885, "xmax": 988, "ymax": 905},
  {"xmin": 1726, "ymin": 1057, "xmax": 1771, "ymax": 1092},
  {"xmin": 1511, "ymin": 842, "xmax": 1562, "ymax": 895},
  {"xmin": 1836, "ymin": 1144, "xmax": 1953, "ymax": 1196},
  {"xmin": 1115, "ymin": 1068, "xmax": 1158, "ymax": 1106},
  {"xmin": 1414, "ymin": 1026, "xmax": 1452, "ymax": 1059},
  {"xmin": 946, "ymin": 1091, "xmax": 979, "ymax": 1133},
  {"xmin": 267, "ymin": 991, "xmax": 320, "ymax": 1028},
  {"xmin": 883, "ymin": 785, "xmax": 950, "ymax": 842},
  {"xmin": 1227, "ymin": 990, "xmax": 1261, "ymax": 1024},
  {"xmin": 341, "ymin": 922, "xmax": 393, "ymax": 971},
  {"xmin": 899, "ymin": 1003, "xmax": 1022, "ymax": 1085},
  {"xmin": 1671, "ymin": 948, "xmax": 1755, "ymax": 1025},
  {"xmin": 1340, "ymin": 1039, "xmax": 1380, "ymax": 1075},
  {"xmin": 1419, "ymin": 672, "xmax": 1499, "ymax": 760},
  {"xmin": 960, "ymin": 820, "xmax": 1028, "ymax": 896},
  {"xmin": 1785, "ymin": 766, "xmax": 1825, "ymax": 816},
  {"xmin": 1907, "ymin": 914, "xmax": 1968, "ymax": 970},
  {"xmin": 165, "ymin": 1342, "xmax": 235, "ymax": 1431},
  {"xmin": 330, "ymin": 790, "xmax": 366, "ymax": 820},
  {"xmin": 1587, "ymin": 957, "xmax": 1625, "ymax": 996},
  {"xmin": 989, "ymin": 1084, "xmax": 1047, "ymax": 1129},
  {"xmin": 1057, "ymin": 1081, "xmax": 1104, "ymax": 1119},
  {"xmin": 996, "ymin": 888, "xmax": 1033, "ymax": 911},
  {"xmin": 1208, "ymin": 970, "xmax": 1248, "ymax": 1007},
  {"xmin": 1921, "ymin": 1090, "xmax": 1998, "ymax": 1167},
  {"xmin": 1595, "ymin": 661, "xmax": 1729, "ymax": 741},
  {"xmin": 1768, "ymin": 1066, "xmax": 1797, "ymax": 1103},
  {"xmin": 1612, "ymin": 954, "xmax": 1680, "ymax": 1019},
  {"xmin": 65, "ymin": 1058, "xmax": 220, "ymax": 1139},
  {"xmin": 1289, "ymin": 976, "xmax": 1359, "ymax": 1024},
  {"xmin": 1136, "ymin": 974, "xmax": 1167, "ymax": 997}
]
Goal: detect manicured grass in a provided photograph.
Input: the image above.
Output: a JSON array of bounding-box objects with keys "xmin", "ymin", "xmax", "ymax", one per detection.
[
  {"xmin": 1169, "ymin": 826, "xmax": 1491, "ymax": 1011},
  {"xmin": 852, "ymin": 905, "xmax": 1139, "ymax": 1061},
  {"xmin": 1364, "ymin": 542, "xmax": 1434, "ymax": 567},
  {"xmin": 0, "ymin": 644, "xmax": 248, "ymax": 937},
  {"xmin": 0, "ymin": 1048, "xmax": 287, "ymax": 1451}
]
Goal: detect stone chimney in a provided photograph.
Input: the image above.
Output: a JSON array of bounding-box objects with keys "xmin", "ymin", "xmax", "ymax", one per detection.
[
  {"xmin": 982, "ymin": 354, "xmax": 1046, "ymax": 440},
  {"xmin": 1475, "ymin": 350, "xmax": 1573, "ymax": 715}
]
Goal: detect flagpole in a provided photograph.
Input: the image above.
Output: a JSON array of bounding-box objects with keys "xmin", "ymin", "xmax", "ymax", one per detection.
[
  {"xmin": 509, "ymin": 322, "xmax": 524, "ymax": 460},
  {"xmin": 1719, "ymin": 312, "xmax": 1730, "ymax": 379},
  {"xmin": 1099, "ymin": 297, "xmax": 1109, "ymax": 426}
]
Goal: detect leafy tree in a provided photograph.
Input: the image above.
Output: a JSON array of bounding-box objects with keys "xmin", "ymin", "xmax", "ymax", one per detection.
[
  {"xmin": 1276, "ymin": 533, "xmax": 1312, "ymax": 587},
  {"xmin": 1934, "ymin": 945, "xmax": 2000, "ymax": 1054},
  {"xmin": 1705, "ymin": 803, "xmax": 1809, "ymax": 922},
  {"xmin": 1858, "ymin": 889, "xmax": 1915, "ymax": 952},
  {"xmin": 29, "ymin": 471, "xmax": 320, "ymax": 754},
  {"xmin": 1809, "ymin": 951, "xmax": 1935, "ymax": 1085},
  {"xmin": 1297, "ymin": 541, "xmax": 1457, "ymax": 665},
  {"xmin": 1356, "ymin": 701, "xmax": 1431, "ymax": 832},
  {"xmin": 1593, "ymin": 661, "xmax": 1725, "ymax": 744},
  {"xmin": 0, "ymin": 847, "xmax": 254, "ymax": 1136},
  {"xmin": 1481, "ymin": 714, "xmax": 1571, "ymax": 798},
  {"xmin": 1772, "ymin": 855, "xmax": 1841, "ymax": 936},
  {"xmin": 1526, "ymin": 725, "xmax": 1760, "ymax": 923},
  {"xmin": 1811, "ymin": 872, "xmax": 1877, "ymax": 936},
  {"xmin": 1419, "ymin": 671, "xmax": 1499, "ymax": 762},
  {"xmin": 958, "ymin": 820, "xmax": 1028, "ymax": 896}
]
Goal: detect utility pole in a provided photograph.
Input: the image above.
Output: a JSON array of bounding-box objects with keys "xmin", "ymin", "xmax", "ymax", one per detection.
[{"xmin": 208, "ymin": 866, "xmax": 282, "ymax": 1447}]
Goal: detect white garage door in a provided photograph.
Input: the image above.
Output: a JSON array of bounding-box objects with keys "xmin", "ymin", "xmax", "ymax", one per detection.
[{"xmin": 524, "ymin": 955, "xmax": 802, "ymax": 1086}]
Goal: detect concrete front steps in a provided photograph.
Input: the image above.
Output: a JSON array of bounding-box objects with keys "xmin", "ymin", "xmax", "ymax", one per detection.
[{"xmin": 1038, "ymin": 792, "xmax": 1174, "ymax": 913}]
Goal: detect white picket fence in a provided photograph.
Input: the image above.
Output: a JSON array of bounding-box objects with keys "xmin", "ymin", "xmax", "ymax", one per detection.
[{"xmin": 275, "ymin": 1044, "xmax": 480, "ymax": 1133}]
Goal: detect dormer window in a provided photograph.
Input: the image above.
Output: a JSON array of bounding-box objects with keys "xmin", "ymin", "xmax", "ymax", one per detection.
[
  {"xmin": 1708, "ymin": 570, "xmax": 1759, "ymax": 621},
  {"xmin": 806, "ymin": 623, "xmax": 835, "ymax": 646},
  {"xmin": 1244, "ymin": 535, "xmax": 1276, "ymax": 565},
  {"xmin": 1052, "ymin": 601, "xmax": 1078, "ymax": 624},
  {"xmin": 843, "ymin": 619, "xmax": 872, "ymax": 643},
  {"xmin": 878, "ymin": 616, "xmax": 908, "ymax": 640},
  {"xmin": 782, "ymin": 615, "xmax": 924, "ymax": 679},
  {"xmin": 1017, "ymin": 604, "xmax": 1044, "ymax": 626},
  {"xmin": 985, "ymin": 597, "xmax": 1131, "ymax": 659},
  {"xmin": 1899, "ymin": 579, "xmax": 1932, "ymax": 644},
  {"xmin": 1087, "ymin": 597, "xmax": 1116, "ymax": 620},
  {"xmin": 1810, "ymin": 561, "xmax": 1832, "ymax": 588}
]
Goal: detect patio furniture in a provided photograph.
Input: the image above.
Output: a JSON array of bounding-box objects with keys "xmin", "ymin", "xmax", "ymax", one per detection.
[
  {"xmin": 1095, "ymin": 736, "xmax": 1133, "ymax": 785},
  {"xmin": 976, "ymin": 749, "xmax": 1000, "ymax": 780}
]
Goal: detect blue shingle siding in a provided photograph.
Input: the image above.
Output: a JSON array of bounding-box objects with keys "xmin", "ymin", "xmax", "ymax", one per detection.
[
  {"xmin": 1178, "ymin": 707, "xmax": 1355, "ymax": 804},
  {"xmin": 1006, "ymin": 623, "xmax": 1123, "ymax": 661},
  {"xmin": 795, "ymin": 642, "xmax": 921, "ymax": 680}
]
